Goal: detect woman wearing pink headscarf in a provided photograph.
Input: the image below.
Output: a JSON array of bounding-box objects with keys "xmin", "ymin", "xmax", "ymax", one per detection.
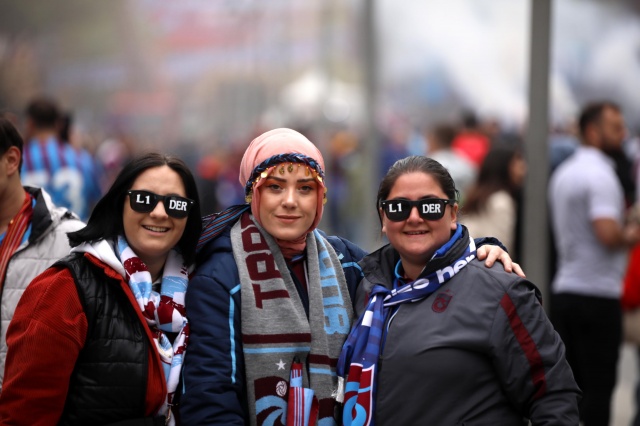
[{"xmin": 180, "ymin": 128, "xmax": 521, "ymax": 425}]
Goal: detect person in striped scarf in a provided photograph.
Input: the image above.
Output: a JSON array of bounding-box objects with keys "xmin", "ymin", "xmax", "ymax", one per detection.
[
  {"xmin": 180, "ymin": 128, "xmax": 524, "ymax": 426},
  {"xmin": 0, "ymin": 152, "xmax": 202, "ymax": 425},
  {"xmin": 337, "ymin": 156, "xmax": 581, "ymax": 425}
]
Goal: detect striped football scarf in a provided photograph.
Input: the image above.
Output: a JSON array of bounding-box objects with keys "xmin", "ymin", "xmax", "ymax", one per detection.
[
  {"xmin": 287, "ymin": 357, "xmax": 318, "ymax": 426},
  {"xmin": 232, "ymin": 213, "xmax": 352, "ymax": 425},
  {"xmin": 336, "ymin": 224, "xmax": 476, "ymax": 426},
  {"xmin": 197, "ymin": 204, "xmax": 249, "ymax": 251},
  {"xmin": 116, "ymin": 236, "xmax": 191, "ymax": 426}
]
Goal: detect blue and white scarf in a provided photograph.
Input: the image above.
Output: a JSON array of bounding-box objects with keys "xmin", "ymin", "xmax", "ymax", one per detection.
[{"xmin": 336, "ymin": 224, "xmax": 476, "ymax": 426}]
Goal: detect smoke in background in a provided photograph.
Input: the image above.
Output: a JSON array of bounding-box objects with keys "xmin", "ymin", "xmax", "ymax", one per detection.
[
  {"xmin": 378, "ymin": 0, "xmax": 640, "ymax": 130},
  {"xmin": 1, "ymin": 0, "xmax": 639, "ymax": 144}
]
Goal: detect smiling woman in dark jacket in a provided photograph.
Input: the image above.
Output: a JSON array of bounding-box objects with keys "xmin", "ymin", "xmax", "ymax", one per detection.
[{"xmin": 337, "ymin": 156, "xmax": 581, "ymax": 425}]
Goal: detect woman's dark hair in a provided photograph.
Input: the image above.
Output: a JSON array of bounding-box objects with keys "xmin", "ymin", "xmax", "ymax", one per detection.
[
  {"xmin": 68, "ymin": 152, "xmax": 202, "ymax": 264},
  {"xmin": 376, "ymin": 155, "xmax": 458, "ymax": 227},
  {"xmin": 463, "ymin": 144, "xmax": 521, "ymax": 214}
]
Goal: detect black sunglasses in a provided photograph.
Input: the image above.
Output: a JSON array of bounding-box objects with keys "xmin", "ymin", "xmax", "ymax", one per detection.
[
  {"xmin": 380, "ymin": 197, "xmax": 456, "ymax": 222},
  {"xmin": 127, "ymin": 190, "xmax": 194, "ymax": 219}
]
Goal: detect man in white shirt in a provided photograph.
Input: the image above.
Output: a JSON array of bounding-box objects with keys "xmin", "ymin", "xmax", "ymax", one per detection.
[{"xmin": 549, "ymin": 101, "xmax": 640, "ymax": 426}]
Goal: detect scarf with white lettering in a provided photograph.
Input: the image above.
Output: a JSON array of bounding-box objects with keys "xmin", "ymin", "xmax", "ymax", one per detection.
[{"xmin": 336, "ymin": 224, "xmax": 476, "ymax": 426}]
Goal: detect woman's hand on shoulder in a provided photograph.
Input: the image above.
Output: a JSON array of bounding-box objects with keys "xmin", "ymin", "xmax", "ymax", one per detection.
[{"xmin": 476, "ymin": 245, "xmax": 526, "ymax": 278}]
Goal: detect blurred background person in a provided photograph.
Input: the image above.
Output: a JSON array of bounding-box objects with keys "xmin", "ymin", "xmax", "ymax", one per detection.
[
  {"xmin": 616, "ymin": 125, "xmax": 640, "ymax": 426},
  {"xmin": 58, "ymin": 112, "xmax": 73, "ymax": 146},
  {"xmin": 209, "ymin": 142, "xmax": 246, "ymax": 211},
  {"xmin": 549, "ymin": 101, "xmax": 640, "ymax": 426},
  {"xmin": 194, "ymin": 149, "xmax": 223, "ymax": 216},
  {"xmin": 0, "ymin": 115, "xmax": 84, "ymax": 391},
  {"xmin": 603, "ymin": 120, "xmax": 637, "ymax": 211},
  {"xmin": 380, "ymin": 116, "xmax": 412, "ymax": 177},
  {"xmin": 426, "ymin": 122, "xmax": 477, "ymax": 202},
  {"xmin": 460, "ymin": 143, "xmax": 526, "ymax": 259},
  {"xmin": 0, "ymin": 152, "xmax": 202, "ymax": 425},
  {"xmin": 451, "ymin": 110, "xmax": 492, "ymax": 169},
  {"xmin": 622, "ymin": 199, "xmax": 640, "ymax": 426},
  {"xmin": 20, "ymin": 97, "xmax": 101, "ymax": 221},
  {"xmin": 549, "ymin": 121, "xmax": 580, "ymax": 174},
  {"xmin": 547, "ymin": 120, "xmax": 581, "ymax": 291},
  {"xmin": 94, "ymin": 135, "xmax": 134, "ymax": 195},
  {"xmin": 326, "ymin": 128, "xmax": 365, "ymax": 242}
]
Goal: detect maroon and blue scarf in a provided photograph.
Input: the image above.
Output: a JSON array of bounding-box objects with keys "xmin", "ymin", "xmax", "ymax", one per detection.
[
  {"xmin": 231, "ymin": 212, "xmax": 353, "ymax": 426},
  {"xmin": 336, "ymin": 224, "xmax": 476, "ymax": 426}
]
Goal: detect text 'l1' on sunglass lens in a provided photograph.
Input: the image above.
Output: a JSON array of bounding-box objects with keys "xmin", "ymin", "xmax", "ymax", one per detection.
[
  {"xmin": 381, "ymin": 198, "xmax": 454, "ymax": 222},
  {"xmin": 127, "ymin": 190, "xmax": 193, "ymax": 219}
]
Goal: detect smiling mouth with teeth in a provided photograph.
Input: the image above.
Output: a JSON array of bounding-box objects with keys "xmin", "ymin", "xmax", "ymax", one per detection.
[{"xmin": 143, "ymin": 225, "xmax": 169, "ymax": 233}]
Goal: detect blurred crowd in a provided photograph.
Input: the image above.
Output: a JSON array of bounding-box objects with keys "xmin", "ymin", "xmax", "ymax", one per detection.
[
  {"xmin": 4, "ymin": 93, "xmax": 640, "ymax": 425},
  {"xmin": 6, "ymin": 95, "xmax": 640, "ymax": 257},
  {"xmin": 6, "ymin": 95, "xmax": 640, "ymax": 256}
]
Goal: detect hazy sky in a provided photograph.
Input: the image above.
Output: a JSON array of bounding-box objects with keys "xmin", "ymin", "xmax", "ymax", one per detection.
[{"xmin": 377, "ymin": 0, "xmax": 640, "ymax": 128}]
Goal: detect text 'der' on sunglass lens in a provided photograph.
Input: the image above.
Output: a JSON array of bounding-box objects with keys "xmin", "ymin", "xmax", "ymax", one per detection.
[
  {"xmin": 380, "ymin": 198, "xmax": 456, "ymax": 222},
  {"xmin": 127, "ymin": 190, "xmax": 194, "ymax": 219}
]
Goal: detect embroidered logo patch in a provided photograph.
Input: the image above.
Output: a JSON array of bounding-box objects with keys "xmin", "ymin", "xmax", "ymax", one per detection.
[
  {"xmin": 432, "ymin": 290, "xmax": 453, "ymax": 313},
  {"xmin": 276, "ymin": 380, "xmax": 288, "ymax": 397},
  {"xmin": 255, "ymin": 376, "xmax": 287, "ymax": 424}
]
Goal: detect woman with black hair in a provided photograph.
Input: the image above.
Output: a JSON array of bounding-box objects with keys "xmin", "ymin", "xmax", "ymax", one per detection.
[
  {"xmin": 0, "ymin": 153, "xmax": 201, "ymax": 425},
  {"xmin": 461, "ymin": 144, "xmax": 526, "ymax": 258}
]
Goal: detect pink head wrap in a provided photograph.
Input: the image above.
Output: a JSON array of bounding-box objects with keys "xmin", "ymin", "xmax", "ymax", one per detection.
[{"xmin": 239, "ymin": 128, "xmax": 326, "ymax": 257}]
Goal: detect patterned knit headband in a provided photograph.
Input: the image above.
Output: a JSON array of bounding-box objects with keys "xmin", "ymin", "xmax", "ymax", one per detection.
[{"xmin": 243, "ymin": 152, "xmax": 326, "ymax": 197}]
